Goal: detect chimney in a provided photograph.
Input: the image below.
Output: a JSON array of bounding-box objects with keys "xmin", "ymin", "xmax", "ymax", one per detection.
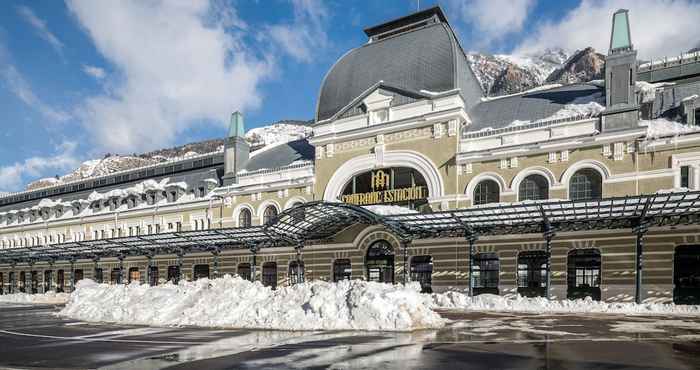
[
  {"xmin": 601, "ymin": 9, "xmax": 639, "ymax": 132},
  {"xmin": 222, "ymin": 111, "xmax": 249, "ymax": 186}
]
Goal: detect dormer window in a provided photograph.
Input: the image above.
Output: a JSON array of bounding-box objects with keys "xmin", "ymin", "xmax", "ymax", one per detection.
[{"xmin": 371, "ymin": 108, "xmax": 390, "ymax": 124}]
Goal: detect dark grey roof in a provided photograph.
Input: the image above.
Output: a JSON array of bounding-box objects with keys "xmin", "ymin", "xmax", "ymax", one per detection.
[
  {"xmin": 467, "ymin": 84, "xmax": 605, "ymax": 132},
  {"xmin": 316, "ymin": 21, "xmax": 483, "ymax": 122},
  {"xmin": 244, "ymin": 139, "xmax": 314, "ymax": 172},
  {"xmin": 649, "ymin": 81, "xmax": 700, "ymax": 120}
]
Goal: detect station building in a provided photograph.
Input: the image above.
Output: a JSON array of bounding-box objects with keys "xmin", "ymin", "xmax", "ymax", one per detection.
[{"xmin": 2, "ymin": 7, "xmax": 700, "ymax": 304}]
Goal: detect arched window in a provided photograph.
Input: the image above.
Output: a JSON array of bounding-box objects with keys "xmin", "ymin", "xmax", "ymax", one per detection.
[
  {"xmin": 238, "ymin": 208, "xmax": 252, "ymax": 227},
  {"xmin": 288, "ymin": 260, "xmax": 305, "ymax": 285},
  {"xmin": 366, "ymin": 240, "xmax": 394, "ymax": 284},
  {"xmin": 519, "ymin": 174, "xmax": 549, "ymax": 201},
  {"xmin": 473, "ymin": 179, "xmax": 500, "ymax": 205},
  {"xmin": 569, "ymin": 169, "xmax": 602, "ymax": 200},
  {"xmin": 262, "ymin": 205, "xmax": 278, "ymax": 224},
  {"xmin": 567, "ymin": 249, "xmax": 601, "ymax": 301}
]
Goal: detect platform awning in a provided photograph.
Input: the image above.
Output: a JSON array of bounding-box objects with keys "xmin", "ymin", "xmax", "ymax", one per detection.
[{"xmin": 2, "ymin": 192, "xmax": 700, "ymax": 265}]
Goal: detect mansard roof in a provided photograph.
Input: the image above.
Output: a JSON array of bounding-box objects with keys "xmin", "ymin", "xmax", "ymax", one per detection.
[
  {"xmin": 243, "ymin": 139, "xmax": 315, "ymax": 173},
  {"xmin": 316, "ymin": 9, "xmax": 482, "ymax": 122},
  {"xmin": 467, "ymin": 84, "xmax": 605, "ymax": 133}
]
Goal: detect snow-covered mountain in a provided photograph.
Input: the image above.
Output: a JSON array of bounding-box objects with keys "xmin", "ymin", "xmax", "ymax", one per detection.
[
  {"xmin": 24, "ymin": 120, "xmax": 312, "ymax": 191},
  {"xmin": 468, "ymin": 48, "xmax": 605, "ymax": 97}
]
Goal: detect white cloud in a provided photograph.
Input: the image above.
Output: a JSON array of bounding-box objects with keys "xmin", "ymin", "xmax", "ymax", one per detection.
[
  {"xmin": 66, "ymin": 0, "xmax": 271, "ymax": 153},
  {"xmin": 0, "ymin": 142, "xmax": 80, "ymax": 192},
  {"xmin": 16, "ymin": 5, "xmax": 65, "ymax": 57},
  {"xmin": 82, "ymin": 64, "xmax": 106, "ymax": 80},
  {"xmin": 266, "ymin": 0, "xmax": 329, "ymax": 63},
  {"xmin": 448, "ymin": 0, "xmax": 536, "ymax": 43},
  {"xmin": 515, "ymin": 0, "xmax": 700, "ymax": 60},
  {"xmin": 0, "ymin": 64, "xmax": 71, "ymax": 122}
]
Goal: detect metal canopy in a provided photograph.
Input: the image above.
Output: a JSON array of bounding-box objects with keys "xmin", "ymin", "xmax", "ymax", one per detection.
[
  {"xmin": 2, "ymin": 191, "xmax": 700, "ymax": 265},
  {"xmin": 386, "ymin": 191, "xmax": 700, "ymax": 238}
]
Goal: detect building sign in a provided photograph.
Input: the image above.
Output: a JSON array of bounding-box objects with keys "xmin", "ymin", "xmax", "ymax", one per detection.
[{"xmin": 340, "ymin": 169, "xmax": 427, "ymax": 206}]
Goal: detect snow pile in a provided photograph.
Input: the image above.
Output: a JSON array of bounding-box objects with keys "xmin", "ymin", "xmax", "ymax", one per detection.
[
  {"xmin": 60, "ymin": 276, "xmax": 444, "ymax": 331},
  {"xmin": 640, "ymin": 118, "xmax": 700, "ymax": 139},
  {"xmin": 431, "ymin": 292, "xmax": 700, "ymax": 316},
  {"xmin": 363, "ymin": 205, "xmax": 418, "ymax": 216},
  {"xmin": 0, "ymin": 291, "xmax": 70, "ymax": 305}
]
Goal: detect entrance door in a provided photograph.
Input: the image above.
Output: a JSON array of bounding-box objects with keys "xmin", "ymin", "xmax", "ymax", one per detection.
[
  {"xmin": 410, "ymin": 256, "xmax": 433, "ymax": 293},
  {"xmin": 30, "ymin": 271, "xmax": 38, "ymax": 294},
  {"xmin": 0, "ymin": 272, "xmax": 3, "ymax": 295},
  {"xmin": 167, "ymin": 266, "xmax": 180, "ymax": 283},
  {"xmin": 674, "ymin": 245, "xmax": 700, "ymax": 304},
  {"xmin": 333, "ymin": 259, "xmax": 352, "ymax": 282},
  {"xmin": 262, "ymin": 262, "xmax": 277, "ymax": 289},
  {"xmin": 9, "ymin": 272, "xmax": 15, "ymax": 294},
  {"xmin": 128, "ymin": 268, "xmax": 140, "ymax": 283},
  {"xmin": 44, "ymin": 270, "xmax": 52, "ymax": 292},
  {"xmin": 193, "ymin": 264, "xmax": 210, "ymax": 280},
  {"xmin": 57, "ymin": 270, "xmax": 65, "ymax": 292},
  {"xmin": 19, "ymin": 271, "xmax": 26, "ymax": 293},
  {"xmin": 94, "ymin": 268, "xmax": 103, "ymax": 284},
  {"xmin": 237, "ymin": 263, "xmax": 252, "ymax": 281},
  {"xmin": 74, "ymin": 269, "xmax": 84, "ymax": 284},
  {"xmin": 111, "ymin": 268, "xmax": 122, "ymax": 284},
  {"xmin": 517, "ymin": 251, "xmax": 548, "ymax": 297},
  {"xmin": 148, "ymin": 266, "xmax": 159, "ymax": 286},
  {"xmin": 365, "ymin": 240, "xmax": 394, "ymax": 284},
  {"xmin": 567, "ymin": 249, "xmax": 601, "ymax": 300}
]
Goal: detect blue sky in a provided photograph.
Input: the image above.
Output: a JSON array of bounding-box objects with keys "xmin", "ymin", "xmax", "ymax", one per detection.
[{"xmin": 1, "ymin": 0, "xmax": 699, "ymax": 192}]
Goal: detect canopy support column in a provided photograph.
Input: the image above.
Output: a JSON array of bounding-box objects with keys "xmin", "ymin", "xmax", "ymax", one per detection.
[
  {"xmin": 93, "ymin": 257, "xmax": 100, "ymax": 284},
  {"xmin": 146, "ymin": 255, "xmax": 154, "ymax": 285},
  {"xmin": 47, "ymin": 261, "xmax": 54, "ymax": 293},
  {"xmin": 295, "ymin": 243, "xmax": 304, "ymax": 284},
  {"xmin": 176, "ymin": 250, "xmax": 184, "ymax": 284},
  {"xmin": 28, "ymin": 261, "xmax": 35, "ymax": 294},
  {"xmin": 212, "ymin": 248, "xmax": 220, "ymax": 279},
  {"xmin": 540, "ymin": 205, "xmax": 556, "ymax": 300},
  {"xmin": 250, "ymin": 245, "xmax": 258, "ymax": 282},
  {"xmin": 69, "ymin": 258, "xmax": 76, "ymax": 292},
  {"xmin": 118, "ymin": 255, "xmax": 125, "ymax": 285},
  {"xmin": 633, "ymin": 219, "xmax": 648, "ymax": 304},
  {"xmin": 402, "ymin": 240, "xmax": 410, "ymax": 285}
]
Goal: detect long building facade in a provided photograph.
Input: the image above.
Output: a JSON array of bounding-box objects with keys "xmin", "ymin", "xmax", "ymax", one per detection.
[{"xmin": 2, "ymin": 7, "xmax": 700, "ymax": 304}]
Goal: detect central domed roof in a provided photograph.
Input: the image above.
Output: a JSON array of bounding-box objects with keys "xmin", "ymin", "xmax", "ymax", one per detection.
[{"xmin": 315, "ymin": 7, "xmax": 483, "ymax": 122}]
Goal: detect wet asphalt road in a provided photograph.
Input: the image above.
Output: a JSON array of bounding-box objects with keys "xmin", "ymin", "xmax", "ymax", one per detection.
[{"xmin": 2, "ymin": 304, "xmax": 700, "ymax": 369}]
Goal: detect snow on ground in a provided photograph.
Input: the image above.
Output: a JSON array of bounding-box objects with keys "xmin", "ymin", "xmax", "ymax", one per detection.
[
  {"xmin": 363, "ymin": 205, "xmax": 418, "ymax": 216},
  {"xmin": 431, "ymin": 292, "xmax": 700, "ymax": 316},
  {"xmin": 0, "ymin": 291, "xmax": 70, "ymax": 305},
  {"xmin": 640, "ymin": 118, "xmax": 700, "ymax": 139},
  {"xmin": 59, "ymin": 276, "xmax": 444, "ymax": 331}
]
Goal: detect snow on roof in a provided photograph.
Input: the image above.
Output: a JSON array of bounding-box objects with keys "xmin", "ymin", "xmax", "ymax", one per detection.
[
  {"xmin": 506, "ymin": 102, "xmax": 604, "ymax": 128},
  {"xmin": 363, "ymin": 204, "xmax": 418, "ymax": 215},
  {"xmin": 480, "ymin": 83, "xmax": 564, "ymax": 102},
  {"xmin": 640, "ymin": 118, "xmax": 700, "ymax": 140},
  {"xmin": 636, "ymin": 81, "xmax": 675, "ymax": 104}
]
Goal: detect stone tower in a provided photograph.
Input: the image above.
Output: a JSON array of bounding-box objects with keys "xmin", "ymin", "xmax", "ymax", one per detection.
[
  {"xmin": 601, "ymin": 9, "xmax": 639, "ymax": 132},
  {"xmin": 222, "ymin": 111, "xmax": 249, "ymax": 186}
]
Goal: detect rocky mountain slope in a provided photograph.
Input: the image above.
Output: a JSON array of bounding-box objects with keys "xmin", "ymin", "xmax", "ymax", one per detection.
[
  {"xmin": 25, "ymin": 119, "xmax": 312, "ymax": 191},
  {"xmin": 468, "ymin": 47, "xmax": 605, "ymax": 97}
]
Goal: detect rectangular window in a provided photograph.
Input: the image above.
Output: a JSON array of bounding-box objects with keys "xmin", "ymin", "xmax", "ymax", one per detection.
[
  {"xmin": 696, "ymin": 108, "xmax": 700, "ymax": 126},
  {"xmin": 681, "ymin": 166, "xmax": 690, "ymax": 188},
  {"xmin": 176, "ymin": 222, "xmax": 182, "ymax": 232}
]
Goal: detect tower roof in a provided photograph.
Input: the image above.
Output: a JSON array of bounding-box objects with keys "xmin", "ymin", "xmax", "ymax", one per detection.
[{"xmin": 315, "ymin": 6, "xmax": 483, "ymax": 122}]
